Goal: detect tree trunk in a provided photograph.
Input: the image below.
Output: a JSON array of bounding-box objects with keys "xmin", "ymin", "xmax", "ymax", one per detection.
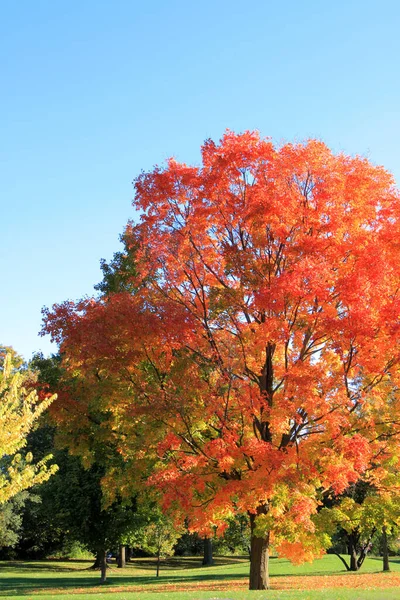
[
  {"xmin": 249, "ymin": 507, "xmax": 270, "ymax": 590},
  {"xmin": 202, "ymin": 537, "xmax": 214, "ymax": 566},
  {"xmin": 382, "ymin": 526, "xmax": 390, "ymax": 572},
  {"xmin": 90, "ymin": 550, "xmax": 103, "ymax": 570},
  {"xmin": 117, "ymin": 544, "xmax": 126, "ymax": 568},
  {"xmin": 348, "ymin": 540, "xmax": 359, "ymax": 572},
  {"xmin": 100, "ymin": 550, "xmax": 107, "ymax": 583},
  {"xmin": 333, "ymin": 552, "xmax": 350, "ymax": 571},
  {"xmin": 357, "ymin": 529, "xmax": 375, "ymax": 570},
  {"xmin": 156, "ymin": 550, "xmax": 161, "ymax": 577}
]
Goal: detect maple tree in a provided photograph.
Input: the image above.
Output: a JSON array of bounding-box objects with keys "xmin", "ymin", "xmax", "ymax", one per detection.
[
  {"xmin": 0, "ymin": 351, "xmax": 57, "ymax": 503},
  {"xmin": 43, "ymin": 131, "xmax": 400, "ymax": 589}
]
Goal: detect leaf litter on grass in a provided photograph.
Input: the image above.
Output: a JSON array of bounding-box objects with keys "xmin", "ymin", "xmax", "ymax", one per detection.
[{"xmin": 20, "ymin": 571, "xmax": 400, "ymax": 597}]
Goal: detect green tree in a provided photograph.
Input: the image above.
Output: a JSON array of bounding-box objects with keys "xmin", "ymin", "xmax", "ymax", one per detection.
[
  {"xmin": 18, "ymin": 435, "xmax": 140, "ymax": 581},
  {"xmin": 26, "ymin": 354, "xmax": 149, "ymax": 583},
  {"xmin": 133, "ymin": 509, "xmax": 183, "ymax": 577},
  {"xmin": 315, "ymin": 487, "xmax": 400, "ymax": 571},
  {"xmin": 0, "ymin": 492, "xmax": 34, "ymax": 554},
  {"xmin": 94, "ymin": 232, "xmax": 139, "ymax": 296}
]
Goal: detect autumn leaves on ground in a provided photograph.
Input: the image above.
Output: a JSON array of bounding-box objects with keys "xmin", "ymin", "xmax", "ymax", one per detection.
[{"xmin": 3, "ymin": 132, "xmax": 400, "ymax": 596}]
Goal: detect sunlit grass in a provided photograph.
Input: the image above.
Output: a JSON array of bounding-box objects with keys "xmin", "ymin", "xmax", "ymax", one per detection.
[{"xmin": 1, "ymin": 554, "xmax": 400, "ymax": 599}]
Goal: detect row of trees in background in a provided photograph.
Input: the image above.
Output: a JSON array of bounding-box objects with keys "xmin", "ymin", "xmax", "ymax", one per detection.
[{"xmin": 2, "ymin": 131, "xmax": 400, "ymax": 589}]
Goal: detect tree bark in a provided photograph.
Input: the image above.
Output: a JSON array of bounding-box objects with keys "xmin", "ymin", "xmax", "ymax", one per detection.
[
  {"xmin": 100, "ymin": 550, "xmax": 107, "ymax": 583},
  {"xmin": 202, "ymin": 537, "xmax": 214, "ymax": 566},
  {"xmin": 249, "ymin": 507, "xmax": 270, "ymax": 590},
  {"xmin": 348, "ymin": 539, "xmax": 359, "ymax": 572},
  {"xmin": 90, "ymin": 550, "xmax": 103, "ymax": 570},
  {"xmin": 117, "ymin": 544, "xmax": 126, "ymax": 568},
  {"xmin": 156, "ymin": 550, "xmax": 161, "ymax": 577},
  {"xmin": 382, "ymin": 526, "xmax": 390, "ymax": 572},
  {"xmin": 357, "ymin": 544, "xmax": 369, "ymax": 569}
]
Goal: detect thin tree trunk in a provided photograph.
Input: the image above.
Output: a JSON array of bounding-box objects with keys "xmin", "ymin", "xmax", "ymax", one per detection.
[
  {"xmin": 357, "ymin": 548, "xmax": 367, "ymax": 569},
  {"xmin": 202, "ymin": 537, "xmax": 214, "ymax": 566},
  {"xmin": 249, "ymin": 507, "xmax": 270, "ymax": 590},
  {"xmin": 333, "ymin": 552, "xmax": 351, "ymax": 571},
  {"xmin": 156, "ymin": 550, "xmax": 161, "ymax": 577},
  {"xmin": 100, "ymin": 550, "xmax": 107, "ymax": 583},
  {"xmin": 349, "ymin": 540, "xmax": 359, "ymax": 572},
  {"xmin": 357, "ymin": 529, "xmax": 375, "ymax": 570},
  {"xmin": 382, "ymin": 526, "xmax": 390, "ymax": 572},
  {"xmin": 117, "ymin": 544, "xmax": 126, "ymax": 568}
]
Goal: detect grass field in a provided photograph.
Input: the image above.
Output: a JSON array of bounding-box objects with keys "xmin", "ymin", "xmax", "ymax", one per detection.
[{"xmin": 1, "ymin": 554, "xmax": 400, "ymax": 599}]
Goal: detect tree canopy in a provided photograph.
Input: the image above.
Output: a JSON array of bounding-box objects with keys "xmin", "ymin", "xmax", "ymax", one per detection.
[
  {"xmin": 0, "ymin": 351, "xmax": 57, "ymax": 503},
  {"xmin": 43, "ymin": 131, "xmax": 400, "ymax": 589}
]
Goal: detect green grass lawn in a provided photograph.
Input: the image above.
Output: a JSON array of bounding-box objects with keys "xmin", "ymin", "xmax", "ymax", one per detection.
[{"xmin": 1, "ymin": 554, "xmax": 400, "ymax": 600}]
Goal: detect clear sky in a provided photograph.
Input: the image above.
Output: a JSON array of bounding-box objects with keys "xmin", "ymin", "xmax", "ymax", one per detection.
[{"xmin": 2, "ymin": 0, "xmax": 400, "ymax": 360}]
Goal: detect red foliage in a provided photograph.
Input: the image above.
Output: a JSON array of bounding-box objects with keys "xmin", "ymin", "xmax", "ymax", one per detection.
[{"xmin": 43, "ymin": 131, "xmax": 400, "ymax": 563}]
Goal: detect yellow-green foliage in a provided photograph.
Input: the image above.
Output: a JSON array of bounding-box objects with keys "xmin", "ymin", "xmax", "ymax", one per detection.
[
  {"xmin": 314, "ymin": 492, "xmax": 400, "ymax": 543},
  {"xmin": 0, "ymin": 353, "xmax": 58, "ymax": 503}
]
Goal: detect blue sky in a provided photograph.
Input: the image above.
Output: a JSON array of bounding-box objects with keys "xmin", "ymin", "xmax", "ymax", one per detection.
[{"xmin": 2, "ymin": 0, "xmax": 400, "ymax": 360}]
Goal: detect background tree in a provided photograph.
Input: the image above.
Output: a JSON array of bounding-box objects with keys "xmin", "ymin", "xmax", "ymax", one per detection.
[
  {"xmin": 17, "ymin": 437, "xmax": 140, "ymax": 582},
  {"xmin": 0, "ymin": 345, "xmax": 26, "ymax": 372},
  {"xmin": 316, "ymin": 492, "xmax": 400, "ymax": 571},
  {"xmin": 0, "ymin": 492, "xmax": 34, "ymax": 555},
  {"xmin": 24, "ymin": 354, "xmax": 150, "ymax": 582},
  {"xmin": 316, "ymin": 460, "xmax": 400, "ymax": 573},
  {"xmin": 132, "ymin": 508, "xmax": 183, "ymax": 577},
  {"xmin": 213, "ymin": 514, "xmax": 250, "ymax": 555},
  {"xmin": 43, "ymin": 131, "xmax": 400, "ymax": 590},
  {"xmin": 0, "ymin": 351, "xmax": 57, "ymax": 503},
  {"xmin": 315, "ymin": 375, "xmax": 400, "ymax": 572}
]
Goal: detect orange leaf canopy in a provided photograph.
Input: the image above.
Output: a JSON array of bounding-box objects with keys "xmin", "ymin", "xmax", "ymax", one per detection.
[{"xmin": 44, "ymin": 131, "xmax": 400, "ymax": 559}]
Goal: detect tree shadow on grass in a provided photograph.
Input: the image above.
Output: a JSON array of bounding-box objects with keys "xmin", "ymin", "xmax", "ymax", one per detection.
[
  {"xmin": 130, "ymin": 556, "xmax": 248, "ymax": 571},
  {"xmin": 0, "ymin": 568, "xmax": 249, "ymax": 597},
  {"xmin": 0, "ymin": 568, "xmax": 354, "ymax": 598},
  {"xmin": 3, "ymin": 556, "xmax": 393, "ymax": 597},
  {"xmin": 368, "ymin": 556, "xmax": 400, "ymax": 566},
  {"xmin": 0, "ymin": 576, "xmax": 99, "ymax": 595},
  {"xmin": 0, "ymin": 561, "xmax": 90, "ymax": 573}
]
